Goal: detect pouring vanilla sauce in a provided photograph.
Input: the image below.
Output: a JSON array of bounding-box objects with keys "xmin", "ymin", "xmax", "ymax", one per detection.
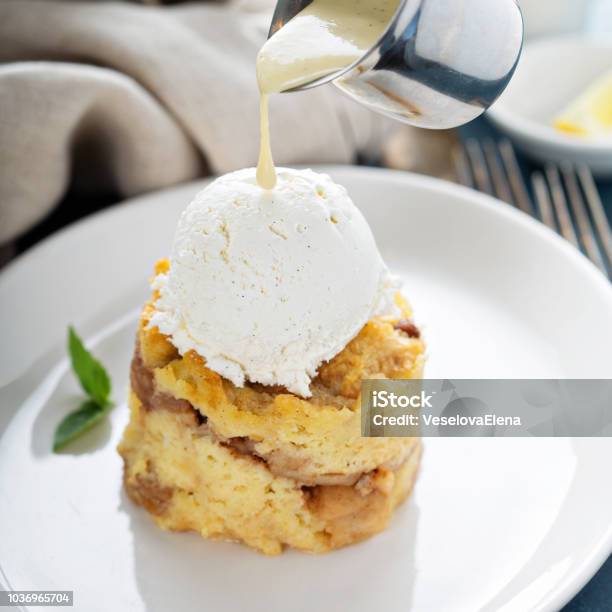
[{"xmin": 255, "ymin": 0, "xmax": 401, "ymax": 190}]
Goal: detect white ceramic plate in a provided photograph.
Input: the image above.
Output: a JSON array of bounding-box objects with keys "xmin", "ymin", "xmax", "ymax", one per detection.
[
  {"xmin": 518, "ymin": 0, "xmax": 592, "ymax": 40},
  {"xmin": 487, "ymin": 36, "xmax": 612, "ymax": 176},
  {"xmin": 1, "ymin": 167, "xmax": 611, "ymax": 612}
]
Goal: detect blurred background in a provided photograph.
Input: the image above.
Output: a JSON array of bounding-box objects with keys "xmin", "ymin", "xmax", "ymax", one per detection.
[
  {"xmin": 0, "ymin": 0, "xmax": 611, "ymax": 608},
  {"xmin": 1, "ymin": 0, "xmax": 612, "ymax": 272}
]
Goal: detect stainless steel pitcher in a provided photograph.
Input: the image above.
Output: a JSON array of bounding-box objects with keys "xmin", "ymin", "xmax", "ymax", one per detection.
[{"xmin": 268, "ymin": 0, "xmax": 524, "ymax": 129}]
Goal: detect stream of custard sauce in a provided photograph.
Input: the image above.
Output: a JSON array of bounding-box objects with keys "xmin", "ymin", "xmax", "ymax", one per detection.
[{"xmin": 255, "ymin": 0, "xmax": 401, "ymax": 190}]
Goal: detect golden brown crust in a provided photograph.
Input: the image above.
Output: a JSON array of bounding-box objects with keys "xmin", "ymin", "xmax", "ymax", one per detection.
[{"xmin": 130, "ymin": 350, "xmax": 409, "ymax": 487}]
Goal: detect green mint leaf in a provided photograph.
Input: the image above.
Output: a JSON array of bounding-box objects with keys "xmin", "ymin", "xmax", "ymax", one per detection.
[
  {"xmin": 52, "ymin": 400, "xmax": 110, "ymax": 452},
  {"xmin": 68, "ymin": 326, "xmax": 111, "ymax": 407}
]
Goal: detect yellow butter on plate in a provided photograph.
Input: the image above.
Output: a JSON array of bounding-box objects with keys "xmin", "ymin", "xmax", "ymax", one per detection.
[{"xmin": 553, "ymin": 69, "xmax": 612, "ymax": 137}]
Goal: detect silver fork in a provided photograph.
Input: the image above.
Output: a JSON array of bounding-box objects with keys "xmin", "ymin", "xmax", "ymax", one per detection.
[{"xmin": 453, "ymin": 139, "xmax": 612, "ymax": 280}]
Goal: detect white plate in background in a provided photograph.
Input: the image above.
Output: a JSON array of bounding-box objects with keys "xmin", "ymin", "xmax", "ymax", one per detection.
[
  {"xmin": 1, "ymin": 167, "xmax": 611, "ymax": 612},
  {"xmin": 487, "ymin": 36, "xmax": 612, "ymax": 176},
  {"xmin": 519, "ymin": 0, "xmax": 591, "ymax": 40}
]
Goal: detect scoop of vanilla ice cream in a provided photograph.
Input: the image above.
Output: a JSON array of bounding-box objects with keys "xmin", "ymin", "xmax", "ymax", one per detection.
[{"xmin": 150, "ymin": 167, "xmax": 398, "ymax": 397}]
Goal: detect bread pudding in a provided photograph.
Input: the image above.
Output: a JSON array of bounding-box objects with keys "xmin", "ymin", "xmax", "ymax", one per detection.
[{"xmin": 118, "ymin": 259, "xmax": 424, "ymax": 555}]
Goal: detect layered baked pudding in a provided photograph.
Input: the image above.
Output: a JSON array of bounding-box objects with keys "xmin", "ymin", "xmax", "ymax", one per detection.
[{"xmin": 118, "ymin": 168, "xmax": 425, "ymax": 554}]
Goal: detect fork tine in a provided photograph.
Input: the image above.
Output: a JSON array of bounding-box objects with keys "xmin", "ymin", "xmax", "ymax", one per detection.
[
  {"xmin": 498, "ymin": 140, "xmax": 533, "ymax": 215},
  {"xmin": 531, "ymin": 172, "xmax": 556, "ymax": 231},
  {"xmin": 452, "ymin": 145, "xmax": 474, "ymax": 188},
  {"xmin": 577, "ymin": 165, "xmax": 612, "ymax": 268},
  {"xmin": 482, "ymin": 140, "xmax": 514, "ymax": 204},
  {"xmin": 465, "ymin": 139, "xmax": 494, "ymax": 196},
  {"xmin": 545, "ymin": 164, "xmax": 580, "ymax": 249},
  {"xmin": 561, "ymin": 164, "xmax": 608, "ymax": 274}
]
